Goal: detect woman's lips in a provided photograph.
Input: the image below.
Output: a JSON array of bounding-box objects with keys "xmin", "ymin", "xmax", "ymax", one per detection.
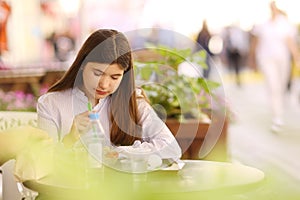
[{"xmin": 96, "ymin": 90, "xmax": 108, "ymax": 95}]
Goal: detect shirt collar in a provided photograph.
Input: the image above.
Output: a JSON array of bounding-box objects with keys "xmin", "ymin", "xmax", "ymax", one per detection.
[
  {"xmin": 72, "ymin": 87, "xmax": 88, "ymax": 104},
  {"xmin": 72, "ymin": 87, "xmax": 109, "ymax": 111}
]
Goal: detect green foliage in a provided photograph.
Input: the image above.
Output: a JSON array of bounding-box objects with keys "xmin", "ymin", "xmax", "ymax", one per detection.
[
  {"xmin": 143, "ymin": 44, "xmax": 208, "ymax": 71},
  {"xmin": 134, "ymin": 45, "xmax": 220, "ymax": 120}
]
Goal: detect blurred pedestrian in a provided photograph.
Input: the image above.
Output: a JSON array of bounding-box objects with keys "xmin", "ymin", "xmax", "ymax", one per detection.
[
  {"xmin": 47, "ymin": 31, "xmax": 76, "ymax": 62},
  {"xmin": 222, "ymin": 23, "xmax": 249, "ymax": 86},
  {"xmin": 195, "ymin": 19, "xmax": 213, "ymax": 78},
  {"xmin": 249, "ymin": 1, "xmax": 300, "ymax": 133}
]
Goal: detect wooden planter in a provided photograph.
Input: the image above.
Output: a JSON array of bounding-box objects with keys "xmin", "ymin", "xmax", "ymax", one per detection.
[{"xmin": 166, "ymin": 118, "xmax": 228, "ymax": 161}]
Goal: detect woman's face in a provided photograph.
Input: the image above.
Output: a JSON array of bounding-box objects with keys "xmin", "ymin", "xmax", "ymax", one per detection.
[{"xmin": 82, "ymin": 62, "xmax": 124, "ymax": 101}]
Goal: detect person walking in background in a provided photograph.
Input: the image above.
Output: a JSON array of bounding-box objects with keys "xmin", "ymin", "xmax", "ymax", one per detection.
[
  {"xmin": 249, "ymin": 1, "xmax": 300, "ymax": 133},
  {"xmin": 195, "ymin": 19, "xmax": 213, "ymax": 78},
  {"xmin": 222, "ymin": 22, "xmax": 249, "ymax": 86}
]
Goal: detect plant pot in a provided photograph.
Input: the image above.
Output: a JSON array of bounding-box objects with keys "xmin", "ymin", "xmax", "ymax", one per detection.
[{"xmin": 166, "ymin": 118, "xmax": 228, "ymax": 161}]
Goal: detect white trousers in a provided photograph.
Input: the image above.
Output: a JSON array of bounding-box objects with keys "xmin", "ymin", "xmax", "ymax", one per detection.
[{"xmin": 258, "ymin": 57, "xmax": 291, "ymax": 123}]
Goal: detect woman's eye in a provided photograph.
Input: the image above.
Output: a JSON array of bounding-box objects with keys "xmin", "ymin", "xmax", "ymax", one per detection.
[
  {"xmin": 111, "ymin": 76, "xmax": 119, "ymax": 80},
  {"xmin": 93, "ymin": 71, "xmax": 103, "ymax": 76}
]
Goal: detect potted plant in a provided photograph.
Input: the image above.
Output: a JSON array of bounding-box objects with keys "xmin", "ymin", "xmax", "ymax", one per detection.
[{"xmin": 134, "ymin": 45, "xmax": 228, "ymax": 160}]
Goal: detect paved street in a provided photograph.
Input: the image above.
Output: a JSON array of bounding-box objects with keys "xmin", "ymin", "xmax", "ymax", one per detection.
[{"xmin": 223, "ymin": 69, "xmax": 300, "ymax": 199}]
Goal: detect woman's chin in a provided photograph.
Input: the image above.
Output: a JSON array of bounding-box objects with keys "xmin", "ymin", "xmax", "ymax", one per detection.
[{"xmin": 95, "ymin": 93, "xmax": 108, "ymax": 99}]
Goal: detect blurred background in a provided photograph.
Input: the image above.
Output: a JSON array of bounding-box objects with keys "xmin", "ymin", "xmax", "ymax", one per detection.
[
  {"xmin": 1, "ymin": 1, "xmax": 300, "ymax": 199},
  {"xmin": 1, "ymin": 0, "xmax": 299, "ymax": 65}
]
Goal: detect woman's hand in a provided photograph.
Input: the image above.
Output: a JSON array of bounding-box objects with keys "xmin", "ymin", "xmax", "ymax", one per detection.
[
  {"xmin": 63, "ymin": 111, "xmax": 90, "ymax": 147},
  {"xmin": 73, "ymin": 111, "xmax": 90, "ymax": 134}
]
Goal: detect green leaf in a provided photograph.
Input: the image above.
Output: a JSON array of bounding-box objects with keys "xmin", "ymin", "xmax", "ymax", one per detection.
[{"xmin": 135, "ymin": 44, "xmax": 222, "ymax": 119}]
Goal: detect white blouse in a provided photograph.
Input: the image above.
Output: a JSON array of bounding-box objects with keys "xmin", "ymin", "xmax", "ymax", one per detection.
[
  {"xmin": 252, "ymin": 14, "xmax": 296, "ymax": 63},
  {"xmin": 37, "ymin": 87, "xmax": 182, "ymax": 160}
]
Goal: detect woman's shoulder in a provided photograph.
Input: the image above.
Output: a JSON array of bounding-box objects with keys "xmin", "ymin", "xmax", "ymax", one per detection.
[
  {"xmin": 38, "ymin": 89, "xmax": 72, "ymax": 104},
  {"xmin": 135, "ymin": 87, "xmax": 145, "ymax": 98},
  {"xmin": 135, "ymin": 88, "xmax": 150, "ymax": 103},
  {"xmin": 135, "ymin": 88, "xmax": 152, "ymax": 110}
]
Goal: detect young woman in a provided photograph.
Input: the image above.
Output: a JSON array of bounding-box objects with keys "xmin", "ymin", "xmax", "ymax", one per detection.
[{"xmin": 37, "ymin": 29, "xmax": 181, "ymax": 161}]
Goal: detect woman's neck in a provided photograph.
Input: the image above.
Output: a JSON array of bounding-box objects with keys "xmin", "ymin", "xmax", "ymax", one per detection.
[{"xmin": 78, "ymin": 85, "xmax": 98, "ymax": 106}]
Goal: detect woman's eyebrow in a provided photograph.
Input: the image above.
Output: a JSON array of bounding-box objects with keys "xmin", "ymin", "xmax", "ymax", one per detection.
[
  {"xmin": 93, "ymin": 68, "xmax": 123, "ymax": 76},
  {"xmin": 111, "ymin": 73, "xmax": 123, "ymax": 77}
]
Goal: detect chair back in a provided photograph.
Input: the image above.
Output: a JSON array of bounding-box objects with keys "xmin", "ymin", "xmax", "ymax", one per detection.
[
  {"xmin": 0, "ymin": 111, "xmax": 38, "ymax": 200},
  {"xmin": 0, "ymin": 111, "xmax": 37, "ymax": 131}
]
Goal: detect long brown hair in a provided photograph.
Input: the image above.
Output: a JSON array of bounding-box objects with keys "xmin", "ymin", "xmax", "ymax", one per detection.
[{"xmin": 48, "ymin": 29, "xmax": 142, "ymax": 145}]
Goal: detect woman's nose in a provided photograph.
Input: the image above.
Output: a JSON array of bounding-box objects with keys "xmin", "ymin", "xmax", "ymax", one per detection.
[{"xmin": 98, "ymin": 75, "xmax": 110, "ymax": 88}]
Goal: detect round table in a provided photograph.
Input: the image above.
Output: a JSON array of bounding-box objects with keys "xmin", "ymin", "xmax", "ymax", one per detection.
[{"xmin": 23, "ymin": 160, "xmax": 265, "ymax": 200}]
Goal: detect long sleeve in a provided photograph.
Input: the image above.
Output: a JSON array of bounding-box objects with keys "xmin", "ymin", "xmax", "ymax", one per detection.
[
  {"xmin": 137, "ymin": 98, "xmax": 182, "ymax": 161},
  {"xmin": 37, "ymin": 94, "xmax": 61, "ymax": 141},
  {"xmin": 37, "ymin": 88, "xmax": 88, "ymax": 142}
]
